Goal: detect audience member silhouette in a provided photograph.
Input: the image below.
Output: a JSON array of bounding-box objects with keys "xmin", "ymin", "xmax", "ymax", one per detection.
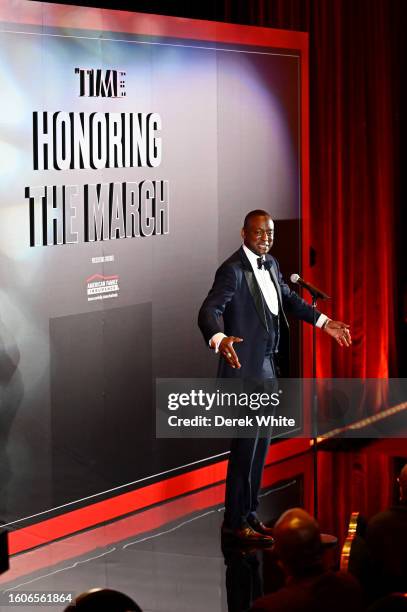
[
  {"xmin": 367, "ymin": 592, "xmax": 407, "ymax": 612},
  {"xmin": 64, "ymin": 587, "xmax": 142, "ymax": 611},
  {"xmin": 250, "ymin": 508, "xmax": 364, "ymax": 612},
  {"xmin": 359, "ymin": 464, "xmax": 407, "ymax": 601}
]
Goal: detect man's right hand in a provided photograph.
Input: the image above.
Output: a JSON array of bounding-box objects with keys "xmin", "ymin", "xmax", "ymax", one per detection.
[{"xmin": 219, "ymin": 336, "xmax": 243, "ymax": 369}]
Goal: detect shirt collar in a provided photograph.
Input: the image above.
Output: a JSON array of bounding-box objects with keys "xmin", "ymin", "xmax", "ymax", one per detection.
[{"xmin": 243, "ymin": 244, "xmax": 264, "ymax": 270}]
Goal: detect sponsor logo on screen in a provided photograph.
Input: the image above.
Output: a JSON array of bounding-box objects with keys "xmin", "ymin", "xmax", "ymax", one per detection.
[{"xmin": 86, "ymin": 273, "xmax": 119, "ymax": 301}]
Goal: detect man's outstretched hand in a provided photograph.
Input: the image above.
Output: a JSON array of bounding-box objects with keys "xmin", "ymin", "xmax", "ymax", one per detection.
[
  {"xmin": 219, "ymin": 336, "xmax": 243, "ymax": 369},
  {"xmin": 323, "ymin": 320, "xmax": 352, "ymax": 347}
]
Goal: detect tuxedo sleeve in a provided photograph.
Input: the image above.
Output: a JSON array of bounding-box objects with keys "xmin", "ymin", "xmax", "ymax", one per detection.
[
  {"xmin": 273, "ymin": 258, "xmax": 322, "ymax": 324},
  {"xmin": 198, "ymin": 263, "xmax": 238, "ymax": 344}
]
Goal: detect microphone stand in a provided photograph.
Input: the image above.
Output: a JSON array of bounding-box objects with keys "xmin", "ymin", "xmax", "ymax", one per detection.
[
  {"xmin": 292, "ymin": 275, "xmax": 329, "ymax": 518},
  {"xmin": 309, "ymin": 291, "xmax": 329, "ymax": 519},
  {"xmin": 311, "ymin": 296, "xmax": 319, "ymax": 518}
]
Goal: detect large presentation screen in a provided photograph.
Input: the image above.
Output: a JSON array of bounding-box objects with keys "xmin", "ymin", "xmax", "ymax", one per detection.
[{"xmin": 0, "ymin": 1, "xmax": 308, "ymax": 538}]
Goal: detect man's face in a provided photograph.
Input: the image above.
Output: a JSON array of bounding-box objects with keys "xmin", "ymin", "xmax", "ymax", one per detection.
[{"xmin": 241, "ymin": 215, "xmax": 274, "ymax": 256}]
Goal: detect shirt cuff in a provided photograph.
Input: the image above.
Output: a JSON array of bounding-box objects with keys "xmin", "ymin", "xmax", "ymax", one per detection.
[
  {"xmin": 316, "ymin": 314, "xmax": 330, "ymax": 328},
  {"xmin": 209, "ymin": 332, "xmax": 227, "ymax": 353}
]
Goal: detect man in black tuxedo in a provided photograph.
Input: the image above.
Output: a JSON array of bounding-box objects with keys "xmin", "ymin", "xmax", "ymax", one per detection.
[{"xmin": 198, "ymin": 210, "xmax": 351, "ymax": 542}]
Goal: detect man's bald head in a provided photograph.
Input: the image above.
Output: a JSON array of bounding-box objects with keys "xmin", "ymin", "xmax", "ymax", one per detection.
[
  {"xmin": 273, "ymin": 508, "xmax": 324, "ymax": 577},
  {"xmin": 398, "ymin": 464, "xmax": 407, "ymax": 502},
  {"xmin": 243, "ymin": 209, "xmax": 272, "ymax": 228}
]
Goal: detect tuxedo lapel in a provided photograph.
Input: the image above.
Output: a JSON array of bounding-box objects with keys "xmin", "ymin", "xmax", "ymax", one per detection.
[
  {"xmin": 267, "ymin": 259, "xmax": 283, "ymax": 306},
  {"xmin": 267, "ymin": 256, "xmax": 290, "ymax": 327},
  {"xmin": 239, "ymin": 247, "xmax": 269, "ymax": 332}
]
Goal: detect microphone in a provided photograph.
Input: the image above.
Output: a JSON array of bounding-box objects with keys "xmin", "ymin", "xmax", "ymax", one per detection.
[{"xmin": 290, "ymin": 273, "xmax": 330, "ymax": 300}]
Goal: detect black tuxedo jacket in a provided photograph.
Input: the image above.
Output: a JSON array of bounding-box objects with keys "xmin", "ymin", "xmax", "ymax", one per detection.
[{"xmin": 198, "ymin": 246, "xmax": 321, "ymax": 378}]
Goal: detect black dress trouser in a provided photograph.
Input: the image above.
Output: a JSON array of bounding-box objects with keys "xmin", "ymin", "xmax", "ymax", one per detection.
[{"xmin": 224, "ymin": 312, "xmax": 278, "ymax": 529}]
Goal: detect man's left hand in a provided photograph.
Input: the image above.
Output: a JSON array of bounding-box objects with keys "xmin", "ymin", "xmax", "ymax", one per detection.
[{"xmin": 323, "ymin": 320, "xmax": 352, "ymax": 347}]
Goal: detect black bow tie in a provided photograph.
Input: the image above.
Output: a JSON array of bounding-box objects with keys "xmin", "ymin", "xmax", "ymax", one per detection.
[{"xmin": 257, "ymin": 257, "xmax": 271, "ymax": 271}]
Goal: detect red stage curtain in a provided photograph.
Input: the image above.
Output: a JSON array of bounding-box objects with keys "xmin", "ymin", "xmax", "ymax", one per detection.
[
  {"xmin": 222, "ymin": 0, "xmax": 401, "ymax": 540},
  {"xmin": 224, "ymin": 0, "xmax": 398, "ymax": 379},
  {"xmin": 308, "ymin": 0, "xmax": 397, "ymax": 379},
  {"xmin": 316, "ymin": 443, "xmax": 394, "ymax": 542}
]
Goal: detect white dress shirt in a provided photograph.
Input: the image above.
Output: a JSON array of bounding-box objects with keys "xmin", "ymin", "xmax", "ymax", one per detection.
[
  {"xmin": 210, "ymin": 245, "xmax": 329, "ymax": 351},
  {"xmin": 243, "ymin": 244, "xmax": 279, "ymax": 315}
]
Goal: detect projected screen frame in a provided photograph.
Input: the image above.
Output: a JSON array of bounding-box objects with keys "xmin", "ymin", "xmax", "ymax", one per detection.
[{"xmin": 0, "ymin": 0, "xmax": 310, "ymax": 554}]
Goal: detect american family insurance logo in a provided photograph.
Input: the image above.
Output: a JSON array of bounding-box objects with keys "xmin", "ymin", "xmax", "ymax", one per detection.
[{"xmin": 86, "ymin": 273, "xmax": 119, "ymax": 301}]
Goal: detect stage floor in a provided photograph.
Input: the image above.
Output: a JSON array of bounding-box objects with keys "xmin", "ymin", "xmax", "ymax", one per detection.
[
  {"xmin": 1, "ymin": 437, "xmax": 405, "ymax": 611},
  {"xmin": 0, "ymin": 474, "xmax": 292, "ymax": 612}
]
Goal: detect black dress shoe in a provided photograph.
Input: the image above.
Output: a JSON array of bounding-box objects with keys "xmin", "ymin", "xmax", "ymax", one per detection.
[
  {"xmin": 247, "ymin": 516, "xmax": 275, "ymax": 537},
  {"xmin": 222, "ymin": 524, "xmax": 274, "ymax": 544}
]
